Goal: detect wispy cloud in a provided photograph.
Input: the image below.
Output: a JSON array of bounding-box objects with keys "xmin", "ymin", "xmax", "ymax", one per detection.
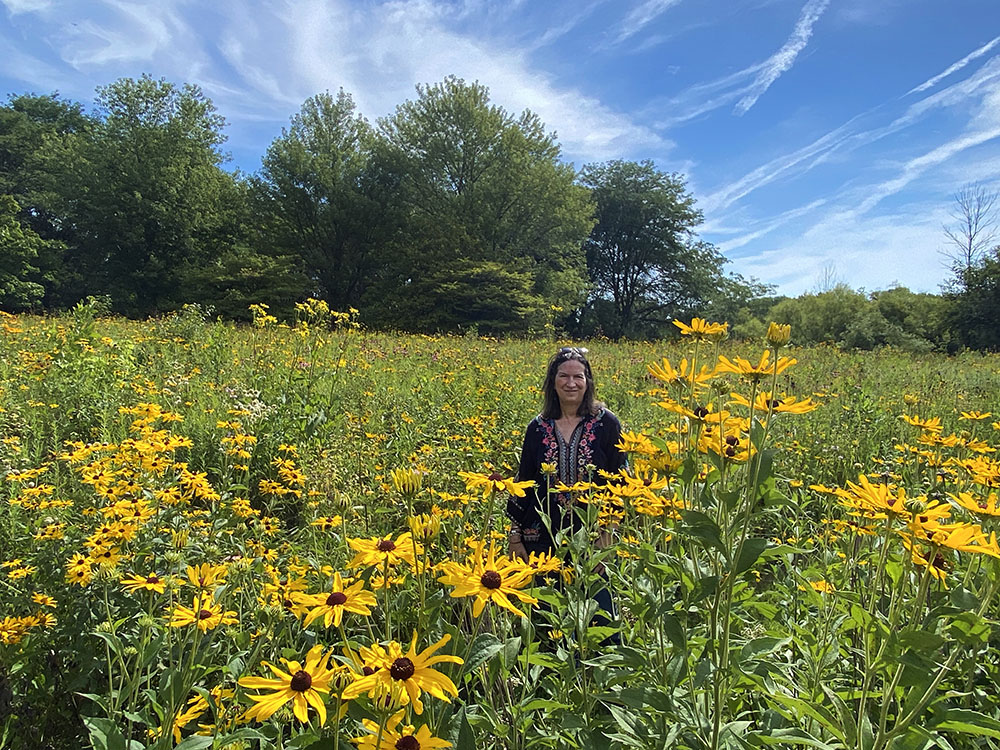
[
  {"xmin": 609, "ymin": 0, "xmax": 683, "ymax": 46},
  {"xmin": 907, "ymin": 35, "xmax": 1000, "ymax": 95},
  {"xmin": 734, "ymin": 0, "xmax": 830, "ymax": 115}
]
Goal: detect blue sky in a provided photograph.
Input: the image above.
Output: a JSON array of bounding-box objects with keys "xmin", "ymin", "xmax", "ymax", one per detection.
[{"xmin": 3, "ymin": 0, "xmax": 1000, "ymax": 296}]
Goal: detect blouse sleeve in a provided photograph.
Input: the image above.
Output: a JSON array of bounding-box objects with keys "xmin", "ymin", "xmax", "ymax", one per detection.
[
  {"xmin": 507, "ymin": 419, "xmax": 542, "ymax": 526},
  {"xmin": 603, "ymin": 410, "xmax": 627, "ymax": 474}
]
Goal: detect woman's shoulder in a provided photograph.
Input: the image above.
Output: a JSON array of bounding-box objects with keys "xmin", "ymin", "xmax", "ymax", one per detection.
[{"xmin": 590, "ymin": 407, "xmax": 620, "ymax": 427}]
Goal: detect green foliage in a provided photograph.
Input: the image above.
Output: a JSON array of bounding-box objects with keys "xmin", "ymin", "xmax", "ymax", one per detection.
[
  {"xmin": 0, "ymin": 195, "xmax": 52, "ymax": 309},
  {"xmin": 368, "ymin": 76, "xmax": 593, "ymax": 333},
  {"xmin": 947, "ymin": 248, "xmax": 1000, "ymax": 351},
  {"xmin": 252, "ymin": 90, "xmax": 388, "ymax": 310},
  {"xmin": 767, "ymin": 285, "xmax": 951, "ymax": 352},
  {"xmin": 56, "ymin": 75, "xmax": 246, "ymax": 316},
  {"xmin": 578, "ymin": 160, "xmax": 710, "ymax": 338}
]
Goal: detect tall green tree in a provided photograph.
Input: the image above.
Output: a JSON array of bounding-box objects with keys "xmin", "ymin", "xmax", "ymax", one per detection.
[
  {"xmin": 59, "ymin": 75, "xmax": 246, "ymax": 315},
  {"xmin": 253, "ymin": 90, "xmax": 388, "ymax": 310},
  {"xmin": 578, "ymin": 160, "xmax": 719, "ymax": 338},
  {"xmin": 0, "ymin": 194, "xmax": 53, "ymax": 309},
  {"xmin": 369, "ymin": 76, "xmax": 593, "ymax": 334},
  {"xmin": 0, "ymin": 94, "xmax": 92, "ymax": 305}
]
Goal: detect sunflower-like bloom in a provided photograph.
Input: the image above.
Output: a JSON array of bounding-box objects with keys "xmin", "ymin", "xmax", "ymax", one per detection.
[
  {"xmin": 341, "ymin": 633, "xmax": 463, "ymax": 714},
  {"xmin": 906, "ymin": 520, "xmax": 1000, "ymax": 558},
  {"xmin": 715, "ymin": 352, "xmax": 796, "ymax": 382},
  {"xmin": 302, "ymin": 572, "xmax": 377, "ymax": 628},
  {"xmin": 950, "ymin": 491, "xmax": 1000, "ymax": 518},
  {"xmin": 960, "ymin": 411, "xmax": 993, "ymax": 421},
  {"xmin": 438, "ymin": 540, "xmax": 537, "ymax": 618},
  {"xmin": 673, "ymin": 317, "xmax": 729, "ymax": 340},
  {"xmin": 353, "ymin": 709, "xmax": 452, "ymax": 750},
  {"xmin": 837, "ymin": 475, "xmax": 952, "ymax": 523},
  {"xmin": 901, "ymin": 414, "xmax": 943, "ymax": 433},
  {"xmin": 616, "ymin": 431, "xmax": 659, "ymax": 456},
  {"xmin": 121, "ymin": 572, "xmax": 169, "ymax": 594},
  {"xmin": 239, "ymin": 645, "xmax": 337, "ymax": 725},
  {"xmin": 729, "ymin": 391, "xmax": 819, "ymax": 415},
  {"xmin": 186, "ymin": 562, "xmax": 229, "ymax": 589},
  {"xmin": 347, "ymin": 533, "xmax": 421, "ymax": 569},
  {"xmin": 646, "ymin": 357, "xmax": 716, "ymax": 391},
  {"xmin": 168, "ymin": 593, "xmax": 238, "ymax": 632},
  {"xmin": 899, "ymin": 535, "xmax": 952, "ymax": 586},
  {"xmin": 458, "ymin": 470, "xmax": 536, "ymax": 499}
]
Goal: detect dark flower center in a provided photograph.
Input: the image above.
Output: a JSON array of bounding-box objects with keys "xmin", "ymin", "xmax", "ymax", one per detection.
[
  {"xmin": 480, "ymin": 570, "xmax": 503, "ymax": 589},
  {"xmin": 693, "ymin": 407, "xmax": 709, "ymax": 418},
  {"xmin": 362, "ymin": 666, "xmax": 378, "ymax": 676},
  {"xmin": 725, "ymin": 446, "xmax": 737, "ymax": 457},
  {"xmin": 725, "ymin": 436, "xmax": 739, "ymax": 446},
  {"xmin": 326, "ymin": 591, "xmax": 348, "ymax": 606},
  {"xmin": 768, "ymin": 399, "xmax": 781, "ymax": 408},
  {"xmin": 198, "ymin": 609, "xmax": 213, "ymax": 620},
  {"xmin": 145, "ymin": 575, "xmax": 160, "ymax": 584},
  {"xmin": 390, "ymin": 657, "xmax": 415, "ymax": 681},
  {"xmin": 396, "ymin": 736, "xmax": 420, "ymax": 750},
  {"xmin": 290, "ymin": 670, "xmax": 312, "ymax": 692},
  {"xmin": 377, "ymin": 539, "xmax": 396, "ymax": 552},
  {"xmin": 488, "ymin": 473, "xmax": 504, "ymax": 482}
]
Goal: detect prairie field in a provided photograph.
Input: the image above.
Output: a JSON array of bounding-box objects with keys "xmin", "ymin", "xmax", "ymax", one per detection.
[{"xmin": 3, "ymin": 302, "xmax": 1000, "ymax": 750}]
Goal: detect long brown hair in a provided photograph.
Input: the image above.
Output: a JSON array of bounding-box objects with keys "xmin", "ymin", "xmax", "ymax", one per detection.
[{"xmin": 541, "ymin": 348, "xmax": 603, "ymax": 419}]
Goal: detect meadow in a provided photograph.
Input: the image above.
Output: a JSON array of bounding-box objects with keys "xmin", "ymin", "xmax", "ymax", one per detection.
[{"xmin": 2, "ymin": 299, "xmax": 1000, "ymax": 750}]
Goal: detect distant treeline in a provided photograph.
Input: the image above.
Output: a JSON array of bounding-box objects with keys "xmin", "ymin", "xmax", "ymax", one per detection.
[{"xmin": 1, "ymin": 74, "xmax": 996, "ymax": 348}]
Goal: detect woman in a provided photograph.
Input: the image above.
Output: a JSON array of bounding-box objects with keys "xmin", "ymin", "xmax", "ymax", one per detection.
[{"xmin": 506, "ymin": 347, "xmax": 625, "ymax": 635}]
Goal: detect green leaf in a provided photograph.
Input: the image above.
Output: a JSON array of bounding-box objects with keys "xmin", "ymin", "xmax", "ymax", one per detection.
[
  {"xmin": 734, "ymin": 537, "xmax": 769, "ymax": 574},
  {"xmin": 691, "ymin": 575, "xmax": 719, "ymax": 604},
  {"xmin": 661, "ymin": 613, "xmax": 687, "ymax": 653},
  {"xmin": 935, "ymin": 709, "xmax": 1000, "ymax": 740},
  {"xmin": 461, "ymin": 632, "xmax": 504, "ymax": 676},
  {"xmin": 948, "ymin": 586, "xmax": 979, "ymax": 611},
  {"xmin": 897, "ymin": 629, "xmax": 946, "ymax": 652},
  {"xmin": 82, "ymin": 717, "xmax": 141, "ymax": 750},
  {"xmin": 174, "ymin": 737, "xmax": 215, "ymax": 750},
  {"xmin": 765, "ymin": 692, "xmax": 846, "ymax": 744},
  {"xmin": 680, "ymin": 509, "xmax": 730, "ymax": 561},
  {"xmin": 739, "ymin": 636, "xmax": 790, "ymax": 661}
]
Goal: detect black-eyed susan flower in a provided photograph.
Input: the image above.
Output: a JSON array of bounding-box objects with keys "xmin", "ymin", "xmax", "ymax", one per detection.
[
  {"xmin": 121, "ymin": 572, "xmax": 169, "ymax": 594},
  {"xmin": 239, "ymin": 645, "xmax": 336, "ymax": 725},
  {"xmin": 352, "ymin": 709, "xmax": 451, "ymax": 750},
  {"xmin": 347, "ymin": 533, "xmax": 421, "ymax": 569},
  {"xmin": 457, "ymin": 471, "xmax": 535, "ymax": 499},
  {"xmin": 716, "ymin": 352, "xmax": 796, "ymax": 382},
  {"xmin": 186, "ymin": 562, "xmax": 228, "ymax": 589},
  {"xmin": 341, "ymin": 633, "xmax": 462, "ymax": 714},
  {"xmin": 673, "ymin": 317, "xmax": 728, "ymax": 340},
  {"xmin": 168, "ymin": 593, "xmax": 237, "ymax": 632},
  {"xmin": 302, "ymin": 572, "xmax": 377, "ymax": 628},
  {"xmin": 437, "ymin": 540, "xmax": 537, "ymax": 618}
]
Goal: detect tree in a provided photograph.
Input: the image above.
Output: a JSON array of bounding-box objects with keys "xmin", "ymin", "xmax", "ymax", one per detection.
[
  {"xmin": 579, "ymin": 160, "xmax": 719, "ymax": 338},
  {"xmin": 947, "ymin": 249, "xmax": 1000, "ymax": 351},
  {"xmin": 0, "ymin": 195, "xmax": 52, "ymax": 309},
  {"xmin": 0, "ymin": 94, "xmax": 93, "ymax": 305},
  {"xmin": 253, "ymin": 90, "xmax": 389, "ymax": 309},
  {"xmin": 59, "ymin": 75, "xmax": 246, "ymax": 315},
  {"xmin": 368, "ymin": 77, "xmax": 593, "ymax": 334},
  {"xmin": 942, "ymin": 182, "xmax": 999, "ymax": 276}
]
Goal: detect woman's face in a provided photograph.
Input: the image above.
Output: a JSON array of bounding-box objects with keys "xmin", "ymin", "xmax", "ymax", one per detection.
[{"xmin": 554, "ymin": 359, "xmax": 588, "ymax": 412}]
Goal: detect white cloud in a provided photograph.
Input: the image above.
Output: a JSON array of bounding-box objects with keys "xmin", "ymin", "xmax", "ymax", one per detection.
[
  {"xmin": 609, "ymin": 0, "xmax": 684, "ymax": 46},
  {"xmin": 0, "ymin": 0, "xmax": 51, "ymax": 14},
  {"xmin": 734, "ymin": 0, "xmax": 830, "ymax": 115},
  {"xmin": 908, "ymin": 35, "xmax": 1000, "ymax": 95}
]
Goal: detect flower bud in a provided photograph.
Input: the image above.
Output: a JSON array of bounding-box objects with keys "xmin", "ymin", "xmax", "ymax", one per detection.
[{"xmin": 766, "ymin": 322, "xmax": 791, "ymax": 347}]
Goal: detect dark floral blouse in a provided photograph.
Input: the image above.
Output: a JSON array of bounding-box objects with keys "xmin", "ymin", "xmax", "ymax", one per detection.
[{"xmin": 506, "ymin": 408, "xmax": 625, "ymax": 550}]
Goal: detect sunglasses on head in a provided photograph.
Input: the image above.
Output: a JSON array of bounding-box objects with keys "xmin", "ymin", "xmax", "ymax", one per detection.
[{"xmin": 558, "ymin": 346, "xmax": 589, "ymax": 356}]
